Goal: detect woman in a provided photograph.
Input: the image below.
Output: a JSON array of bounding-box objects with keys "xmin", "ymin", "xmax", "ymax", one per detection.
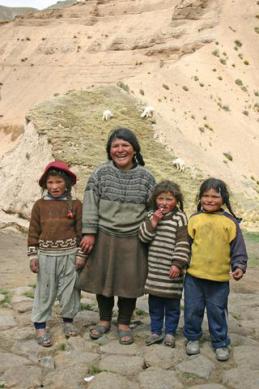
[{"xmin": 79, "ymin": 128, "xmax": 155, "ymax": 344}]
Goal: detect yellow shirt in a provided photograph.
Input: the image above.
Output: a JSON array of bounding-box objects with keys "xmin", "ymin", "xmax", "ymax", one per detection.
[{"xmin": 187, "ymin": 212, "xmax": 237, "ymax": 281}]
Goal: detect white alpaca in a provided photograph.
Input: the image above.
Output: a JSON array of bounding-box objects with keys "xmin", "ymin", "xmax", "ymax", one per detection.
[
  {"xmin": 102, "ymin": 110, "xmax": 113, "ymax": 121},
  {"xmin": 140, "ymin": 106, "xmax": 154, "ymax": 118},
  {"xmin": 172, "ymin": 158, "xmax": 185, "ymax": 172}
]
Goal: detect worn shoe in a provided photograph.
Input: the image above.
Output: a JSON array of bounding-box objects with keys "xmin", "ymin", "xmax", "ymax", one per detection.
[
  {"xmin": 186, "ymin": 340, "xmax": 200, "ymax": 355},
  {"xmin": 215, "ymin": 347, "xmax": 230, "ymax": 361},
  {"xmin": 36, "ymin": 332, "xmax": 53, "ymax": 347},
  {"xmin": 63, "ymin": 322, "xmax": 79, "ymax": 337},
  {"xmin": 164, "ymin": 334, "xmax": 175, "ymax": 348},
  {"xmin": 145, "ymin": 333, "xmax": 164, "ymax": 346},
  {"xmin": 118, "ymin": 329, "xmax": 134, "ymax": 345},
  {"xmin": 89, "ymin": 324, "xmax": 110, "ymax": 340}
]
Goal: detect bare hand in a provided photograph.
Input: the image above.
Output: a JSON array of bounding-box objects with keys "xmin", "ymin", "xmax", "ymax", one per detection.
[
  {"xmin": 231, "ymin": 268, "xmax": 244, "ymax": 281},
  {"xmin": 75, "ymin": 256, "xmax": 86, "ymax": 270},
  {"xmin": 30, "ymin": 258, "xmax": 39, "ymax": 273},
  {"xmin": 169, "ymin": 265, "xmax": 181, "ymax": 279},
  {"xmin": 80, "ymin": 235, "xmax": 96, "ymax": 254},
  {"xmin": 151, "ymin": 208, "xmax": 165, "ymax": 228}
]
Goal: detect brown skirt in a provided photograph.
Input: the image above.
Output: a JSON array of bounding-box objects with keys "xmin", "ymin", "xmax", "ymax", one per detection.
[{"xmin": 78, "ymin": 229, "xmax": 148, "ymax": 298}]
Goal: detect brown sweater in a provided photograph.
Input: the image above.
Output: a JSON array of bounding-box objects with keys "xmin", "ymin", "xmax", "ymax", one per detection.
[{"xmin": 28, "ymin": 198, "xmax": 85, "ymax": 258}]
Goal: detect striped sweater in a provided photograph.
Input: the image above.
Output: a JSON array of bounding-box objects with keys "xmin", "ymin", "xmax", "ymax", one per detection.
[
  {"xmin": 139, "ymin": 208, "xmax": 190, "ymax": 298},
  {"xmin": 82, "ymin": 161, "xmax": 156, "ymax": 236}
]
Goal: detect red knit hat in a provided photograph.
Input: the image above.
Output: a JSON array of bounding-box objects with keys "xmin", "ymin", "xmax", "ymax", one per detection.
[{"xmin": 39, "ymin": 160, "xmax": 77, "ymax": 187}]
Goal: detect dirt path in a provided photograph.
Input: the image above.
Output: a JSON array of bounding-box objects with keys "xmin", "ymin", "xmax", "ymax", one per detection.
[{"xmin": 0, "ymin": 230, "xmax": 34, "ymax": 289}]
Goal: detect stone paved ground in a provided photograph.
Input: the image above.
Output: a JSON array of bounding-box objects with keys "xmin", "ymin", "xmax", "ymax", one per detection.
[{"xmin": 1, "ymin": 230, "xmax": 259, "ymax": 389}]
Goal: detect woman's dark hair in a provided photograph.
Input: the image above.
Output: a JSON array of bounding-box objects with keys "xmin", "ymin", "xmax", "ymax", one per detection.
[
  {"xmin": 197, "ymin": 177, "xmax": 241, "ymax": 221},
  {"xmin": 106, "ymin": 127, "xmax": 145, "ymax": 166},
  {"xmin": 42, "ymin": 169, "xmax": 72, "ymax": 197},
  {"xmin": 149, "ymin": 180, "xmax": 184, "ymax": 211}
]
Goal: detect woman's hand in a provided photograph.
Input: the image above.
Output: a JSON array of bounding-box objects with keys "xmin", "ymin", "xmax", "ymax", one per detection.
[
  {"xmin": 169, "ymin": 265, "xmax": 181, "ymax": 279},
  {"xmin": 80, "ymin": 234, "xmax": 96, "ymax": 254},
  {"xmin": 30, "ymin": 258, "xmax": 39, "ymax": 273}
]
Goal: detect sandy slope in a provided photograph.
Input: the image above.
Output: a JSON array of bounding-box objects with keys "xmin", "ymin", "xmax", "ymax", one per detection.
[{"xmin": 0, "ymin": 0, "xmax": 258, "ymax": 218}]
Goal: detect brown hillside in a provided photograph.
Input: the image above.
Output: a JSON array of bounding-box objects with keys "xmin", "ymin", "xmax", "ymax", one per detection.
[{"xmin": 0, "ymin": 0, "xmax": 258, "ymax": 228}]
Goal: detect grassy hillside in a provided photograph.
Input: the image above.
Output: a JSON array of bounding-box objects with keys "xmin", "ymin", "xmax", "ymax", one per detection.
[{"xmin": 27, "ymin": 85, "xmax": 203, "ymax": 216}]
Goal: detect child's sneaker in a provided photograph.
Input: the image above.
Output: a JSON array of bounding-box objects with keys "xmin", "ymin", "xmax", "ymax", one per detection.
[
  {"xmin": 186, "ymin": 340, "xmax": 200, "ymax": 355},
  {"xmin": 215, "ymin": 347, "xmax": 230, "ymax": 361},
  {"xmin": 164, "ymin": 334, "xmax": 175, "ymax": 348}
]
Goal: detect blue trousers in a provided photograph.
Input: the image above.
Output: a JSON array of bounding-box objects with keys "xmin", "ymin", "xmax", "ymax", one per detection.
[
  {"xmin": 148, "ymin": 294, "xmax": 180, "ymax": 335},
  {"xmin": 184, "ymin": 273, "xmax": 230, "ymax": 349}
]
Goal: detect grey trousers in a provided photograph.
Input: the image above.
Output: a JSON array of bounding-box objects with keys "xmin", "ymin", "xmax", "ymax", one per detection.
[{"xmin": 32, "ymin": 251, "xmax": 80, "ymax": 323}]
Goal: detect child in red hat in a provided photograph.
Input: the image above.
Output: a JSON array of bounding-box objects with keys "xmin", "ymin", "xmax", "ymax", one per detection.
[{"xmin": 28, "ymin": 160, "xmax": 86, "ymax": 347}]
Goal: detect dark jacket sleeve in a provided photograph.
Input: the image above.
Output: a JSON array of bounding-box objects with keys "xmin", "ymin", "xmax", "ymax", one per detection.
[{"xmin": 230, "ymin": 222, "xmax": 248, "ymax": 272}]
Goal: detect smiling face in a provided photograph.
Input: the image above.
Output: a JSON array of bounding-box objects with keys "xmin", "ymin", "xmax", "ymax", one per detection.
[
  {"xmin": 110, "ymin": 138, "xmax": 135, "ymax": 170},
  {"xmin": 155, "ymin": 191, "xmax": 177, "ymax": 214},
  {"xmin": 46, "ymin": 175, "xmax": 66, "ymax": 198},
  {"xmin": 200, "ymin": 188, "xmax": 223, "ymax": 213}
]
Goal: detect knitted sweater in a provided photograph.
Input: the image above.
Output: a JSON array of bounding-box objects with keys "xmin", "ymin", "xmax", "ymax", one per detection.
[
  {"xmin": 187, "ymin": 210, "xmax": 248, "ymax": 281},
  {"xmin": 28, "ymin": 198, "xmax": 85, "ymax": 259},
  {"xmin": 139, "ymin": 208, "xmax": 190, "ymax": 298},
  {"xmin": 82, "ymin": 161, "xmax": 156, "ymax": 236}
]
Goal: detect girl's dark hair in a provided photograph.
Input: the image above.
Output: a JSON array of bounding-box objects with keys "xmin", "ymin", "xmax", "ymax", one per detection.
[
  {"xmin": 106, "ymin": 127, "xmax": 145, "ymax": 166},
  {"xmin": 149, "ymin": 180, "xmax": 184, "ymax": 211},
  {"xmin": 197, "ymin": 177, "xmax": 241, "ymax": 221},
  {"xmin": 42, "ymin": 169, "xmax": 72, "ymax": 197}
]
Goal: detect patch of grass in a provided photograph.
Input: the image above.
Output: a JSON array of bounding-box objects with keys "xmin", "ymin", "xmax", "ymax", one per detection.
[
  {"xmin": 235, "ymin": 79, "xmax": 243, "ymax": 86},
  {"xmin": 135, "ymin": 309, "xmax": 147, "ymax": 316},
  {"xmin": 23, "ymin": 290, "xmax": 34, "ymax": 299},
  {"xmin": 162, "ymin": 84, "xmax": 170, "ymax": 90},
  {"xmin": 116, "ymin": 81, "xmax": 129, "ymax": 93},
  {"xmin": 0, "ymin": 289, "xmax": 11, "ymax": 305},
  {"xmin": 234, "ymin": 39, "xmax": 242, "ymax": 47},
  {"xmin": 212, "ymin": 49, "xmax": 220, "ymax": 57},
  {"xmin": 244, "ymin": 232, "xmax": 259, "ymax": 268},
  {"xmin": 57, "ymin": 343, "xmax": 67, "ymax": 351},
  {"xmin": 88, "ymin": 366, "xmax": 106, "ymax": 375},
  {"xmin": 80, "ymin": 303, "xmax": 96, "ymax": 311},
  {"xmin": 222, "ymin": 105, "xmax": 230, "ymax": 112},
  {"xmin": 223, "ymin": 152, "xmax": 233, "ymax": 161}
]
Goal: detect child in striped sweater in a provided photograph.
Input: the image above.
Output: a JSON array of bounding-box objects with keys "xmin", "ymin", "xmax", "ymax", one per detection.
[{"xmin": 139, "ymin": 180, "xmax": 190, "ymax": 347}]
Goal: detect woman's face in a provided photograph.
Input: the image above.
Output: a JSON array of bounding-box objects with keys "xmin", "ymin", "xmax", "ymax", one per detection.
[{"xmin": 110, "ymin": 138, "xmax": 135, "ymax": 170}]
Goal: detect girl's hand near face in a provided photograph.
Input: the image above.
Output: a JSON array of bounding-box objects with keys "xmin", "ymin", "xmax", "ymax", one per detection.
[
  {"xmin": 169, "ymin": 265, "xmax": 181, "ymax": 279},
  {"xmin": 231, "ymin": 268, "xmax": 244, "ymax": 281},
  {"xmin": 80, "ymin": 234, "xmax": 96, "ymax": 254},
  {"xmin": 151, "ymin": 208, "xmax": 165, "ymax": 228}
]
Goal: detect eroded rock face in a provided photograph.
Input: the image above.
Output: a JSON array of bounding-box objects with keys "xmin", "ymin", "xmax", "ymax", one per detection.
[
  {"xmin": 0, "ymin": 120, "xmax": 52, "ymax": 223},
  {"xmin": 172, "ymin": 0, "xmax": 212, "ymax": 20}
]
